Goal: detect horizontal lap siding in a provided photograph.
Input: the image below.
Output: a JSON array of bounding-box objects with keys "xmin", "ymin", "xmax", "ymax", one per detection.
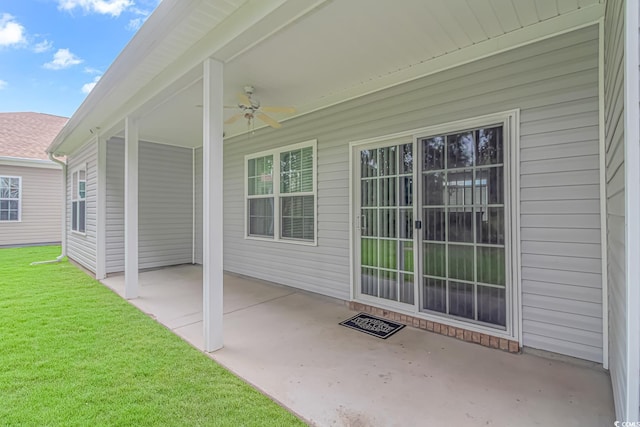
[
  {"xmin": 0, "ymin": 165, "xmax": 62, "ymax": 246},
  {"xmin": 67, "ymin": 142, "xmax": 97, "ymax": 273},
  {"xmin": 139, "ymin": 142, "xmax": 193, "ymax": 268},
  {"xmin": 106, "ymin": 139, "xmax": 125, "ymax": 273},
  {"xmin": 105, "ymin": 139, "xmax": 193, "ymax": 272},
  {"xmin": 224, "ymin": 24, "xmax": 603, "ymax": 360}
]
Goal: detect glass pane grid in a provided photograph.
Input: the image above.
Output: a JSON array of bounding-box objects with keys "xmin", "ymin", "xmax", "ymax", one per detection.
[
  {"xmin": 360, "ymin": 144, "xmax": 414, "ymax": 305},
  {"xmin": 420, "ymin": 126, "xmax": 506, "ymax": 328}
]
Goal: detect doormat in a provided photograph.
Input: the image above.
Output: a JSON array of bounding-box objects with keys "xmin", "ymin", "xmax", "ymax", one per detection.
[{"xmin": 340, "ymin": 313, "xmax": 405, "ymax": 339}]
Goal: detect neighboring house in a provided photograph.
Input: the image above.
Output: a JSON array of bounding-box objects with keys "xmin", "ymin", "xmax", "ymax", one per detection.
[
  {"xmin": 0, "ymin": 112, "xmax": 67, "ymax": 246},
  {"xmin": 46, "ymin": 0, "xmax": 639, "ymax": 421}
]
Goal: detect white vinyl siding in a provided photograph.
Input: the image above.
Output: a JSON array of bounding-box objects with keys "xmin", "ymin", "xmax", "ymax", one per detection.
[
  {"xmin": 0, "ymin": 166, "xmax": 61, "ymax": 246},
  {"xmin": 105, "ymin": 139, "xmax": 193, "ymax": 272},
  {"xmin": 66, "ymin": 141, "xmax": 97, "ymax": 273},
  {"xmin": 223, "ymin": 26, "xmax": 603, "ymax": 361},
  {"xmin": 106, "ymin": 140, "xmax": 125, "ymax": 273}
]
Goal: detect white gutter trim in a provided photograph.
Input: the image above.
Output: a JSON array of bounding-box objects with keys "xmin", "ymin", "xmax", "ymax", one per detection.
[
  {"xmin": 47, "ymin": 152, "xmax": 67, "ymax": 260},
  {"xmin": 0, "ymin": 156, "xmax": 62, "ymax": 169}
]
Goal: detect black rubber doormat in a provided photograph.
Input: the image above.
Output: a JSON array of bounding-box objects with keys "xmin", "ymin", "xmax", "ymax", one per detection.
[{"xmin": 340, "ymin": 312, "xmax": 405, "ymax": 339}]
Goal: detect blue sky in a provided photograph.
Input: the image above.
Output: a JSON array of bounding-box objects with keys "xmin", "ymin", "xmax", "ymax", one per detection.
[{"xmin": 0, "ymin": 0, "xmax": 160, "ymax": 118}]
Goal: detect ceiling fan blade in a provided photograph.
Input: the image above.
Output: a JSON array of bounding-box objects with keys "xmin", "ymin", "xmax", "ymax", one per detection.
[
  {"xmin": 238, "ymin": 93, "xmax": 251, "ymax": 106},
  {"xmin": 257, "ymin": 113, "xmax": 282, "ymax": 129},
  {"xmin": 261, "ymin": 106, "xmax": 296, "ymax": 114},
  {"xmin": 224, "ymin": 113, "xmax": 243, "ymax": 124}
]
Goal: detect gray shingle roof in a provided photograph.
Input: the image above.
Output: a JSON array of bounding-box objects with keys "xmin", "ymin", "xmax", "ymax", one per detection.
[{"xmin": 0, "ymin": 112, "xmax": 68, "ymax": 160}]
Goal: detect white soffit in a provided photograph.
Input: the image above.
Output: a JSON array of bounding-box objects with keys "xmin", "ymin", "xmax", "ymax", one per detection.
[
  {"xmin": 55, "ymin": 0, "xmax": 606, "ymax": 151},
  {"xmin": 221, "ymin": 0, "xmax": 605, "ymax": 137}
]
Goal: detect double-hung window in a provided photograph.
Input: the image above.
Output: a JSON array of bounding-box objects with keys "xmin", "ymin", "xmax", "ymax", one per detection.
[
  {"xmin": 245, "ymin": 140, "xmax": 317, "ymax": 244},
  {"xmin": 0, "ymin": 176, "xmax": 21, "ymax": 221},
  {"xmin": 71, "ymin": 168, "xmax": 86, "ymax": 233}
]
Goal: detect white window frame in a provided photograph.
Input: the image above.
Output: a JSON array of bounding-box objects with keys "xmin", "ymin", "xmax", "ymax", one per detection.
[
  {"xmin": 71, "ymin": 166, "xmax": 87, "ymax": 235},
  {"xmin": 244, "ymin": 139, "xmax": 318, "ymax": 246},
  {"xmin": 349, "ymin": 110, "xmax": 521, "ymax": 343},
  {"xmin": 0, "ymin": 176, "xmax": 22, "ymax": 222}
]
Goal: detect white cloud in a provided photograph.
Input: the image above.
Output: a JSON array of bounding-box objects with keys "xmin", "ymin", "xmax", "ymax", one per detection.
[
  {"xmin": 81, "ymin": 75, "xmax": 101, "ymax": 94},
  {"xmin": 0, "ymin": 13, "xmax": 26, "ymax": 47},
  {"xmin": 0, "ymin": 79, "xmax": 7, "ymax": 90},
  {"xmin": 44, "ymin": 48, "xmax": 83, "ymax": 70},
  {"xmin": 84, "ymin": 66, "xmax": 101, "ymax": 74},
  {"xmin": 33, "ymin": 39, "xmax": 53, "ymax": 53},
  {"xmin": 57, "ymin": 0, "xmax": 134, "ymax": 17},
  {"xmin": 127, "ymin": 17, "xmax": 143, "ymax": 31}
]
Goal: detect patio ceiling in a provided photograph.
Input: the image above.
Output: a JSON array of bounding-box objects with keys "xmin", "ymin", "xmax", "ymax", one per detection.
[{"xmin": 51, "ymin": 0, "xmax": 605, "ymax": 153}]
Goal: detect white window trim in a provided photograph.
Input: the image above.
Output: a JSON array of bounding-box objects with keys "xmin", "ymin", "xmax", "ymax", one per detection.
[
  {"xmin": 348, "ymin": 109, "xmax": 521, "ymax": 343},
  {"xmin": 70, "ymin": 165, "xmax": 87, "ymax": 235},
  {"xmin": 0, "ymin": 175, "xmax": 22, "ymax": 222},
  {"xmin": 244, "ymin": 139, "xmax": 318, "ymax": 246}
]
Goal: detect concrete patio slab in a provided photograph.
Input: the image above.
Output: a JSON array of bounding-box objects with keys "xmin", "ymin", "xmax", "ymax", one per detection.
[{"xmin": 102, "ymin": 265, "xmax": 614, "ymax": 427}]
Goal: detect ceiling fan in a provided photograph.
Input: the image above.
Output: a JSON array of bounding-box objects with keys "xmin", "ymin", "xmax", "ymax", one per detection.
[{"xmin": 224, "ymin": 85, "xmax": 295, "ymax": 129}]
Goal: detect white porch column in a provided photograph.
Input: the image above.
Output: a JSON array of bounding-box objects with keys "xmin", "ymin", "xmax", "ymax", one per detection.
[
  {"xmin": 202, "ymin": 57, "xmax": 224, "ymax": 352},
  {"xmin": 96, "ymin": 134, "xmax": 107, "ymax": 280},
  {"xmin": 124, "ymin": 117, "xmax": 139, "ymax": 299}
]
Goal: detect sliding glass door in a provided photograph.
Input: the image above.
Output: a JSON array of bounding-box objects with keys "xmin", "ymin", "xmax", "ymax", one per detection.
[{"xmin": 354, "ymin": 117, "xmax": 511, "ymax": 331}]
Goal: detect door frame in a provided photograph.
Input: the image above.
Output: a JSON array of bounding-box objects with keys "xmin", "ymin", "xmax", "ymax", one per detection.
[{"xmin": 348, "ymin": 109, "xmax": 522, "ymax": 343}]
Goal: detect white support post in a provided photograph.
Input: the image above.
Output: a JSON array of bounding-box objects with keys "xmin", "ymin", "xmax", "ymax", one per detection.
[
  {"xmin": 624, "ymin": 0, "xmax": 640, "ymax": 421},
  {"xmin": 124, "ymin": 117, "xmax": 139, "ymax": 299},
  {"xmin": 96, "ymin": 134, "xmax": 107, "ymax": 280},
  {"xmin": 202, "ymin": 57, "xmax": 224, "ymax": 352}
]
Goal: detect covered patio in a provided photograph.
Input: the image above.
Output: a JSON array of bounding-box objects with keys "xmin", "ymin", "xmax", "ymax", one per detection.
[{"xmin": 102, "ymin": 266, "xmax": 614, "ymax": 426}]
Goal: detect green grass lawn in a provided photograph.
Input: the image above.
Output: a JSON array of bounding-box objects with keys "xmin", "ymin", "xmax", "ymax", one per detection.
[{"xmin": 0, "ymin": 246, "xmax": 305, "ymax": 426}]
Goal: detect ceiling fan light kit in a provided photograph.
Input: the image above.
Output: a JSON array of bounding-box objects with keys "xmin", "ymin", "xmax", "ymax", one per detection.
[{"xmin": 224, "ymin": 85, "xmax": 295, "ymax": 129}]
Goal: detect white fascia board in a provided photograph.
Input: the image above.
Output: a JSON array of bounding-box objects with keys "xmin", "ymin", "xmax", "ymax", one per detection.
[{"xmin": 0, "ymin": 157, "xmax": 62, "ymax": 170}]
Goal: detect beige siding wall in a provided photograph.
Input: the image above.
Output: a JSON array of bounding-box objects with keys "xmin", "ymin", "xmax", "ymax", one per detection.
[{"xmin": 0, "ymin": 165, "xmax": 62, "ymax": 246}]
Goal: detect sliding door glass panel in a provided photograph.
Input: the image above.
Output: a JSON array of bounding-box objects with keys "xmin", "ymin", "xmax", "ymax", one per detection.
[
  {"xmin": 420, "ymin": 125, "xmax": 507, "ymax": 328},
  {"xmin": 359, "ymin": 144, "xmax": 414, "ymax": 305}
]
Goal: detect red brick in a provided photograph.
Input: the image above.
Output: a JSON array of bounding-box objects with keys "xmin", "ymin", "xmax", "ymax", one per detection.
[
  {"xmin": 509, "ymin": 341, "xmax": 520, "ymax": 353},
  {"xmin": 480, "ymin": 334, "xmax": 490, "ymax": 346},
  {"xmin": 456, "ymin": 329, "xmax": 464, "ymax": 340},
  {"xmin": 419, "ymin": 319, "xmax": 427, "ymax": 329},
  {"xmin": 433, "ymin": 323, "xmax": 441, "ymax": 333},
  {"xmin": 472, "ymin": 332, "xmax": 481, "ymax": 343},
  {"xmin": 489, "ymin": 336, "xmax": 500, "ymax": 349},
  {"xmin": 426, "ymin": 321, "xmax": 434, "ymax": 331},
  {"xmin": 463, "ymin": 330, "xmax": 472, "ymax": 341},
  {"xmin": 441, "ymin": 325, "xmax": 448, "ymax": 336},
  {"xmin": 413, "ymin": 317, "xmax": 420, "ymax": 328},
  {"xmin": 499, "ymin": 338, "xmax": 509, "ymax": 351},
  {"xmin": 448, "ymin": 327, "xmax": 456, "ymax": 337}
]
